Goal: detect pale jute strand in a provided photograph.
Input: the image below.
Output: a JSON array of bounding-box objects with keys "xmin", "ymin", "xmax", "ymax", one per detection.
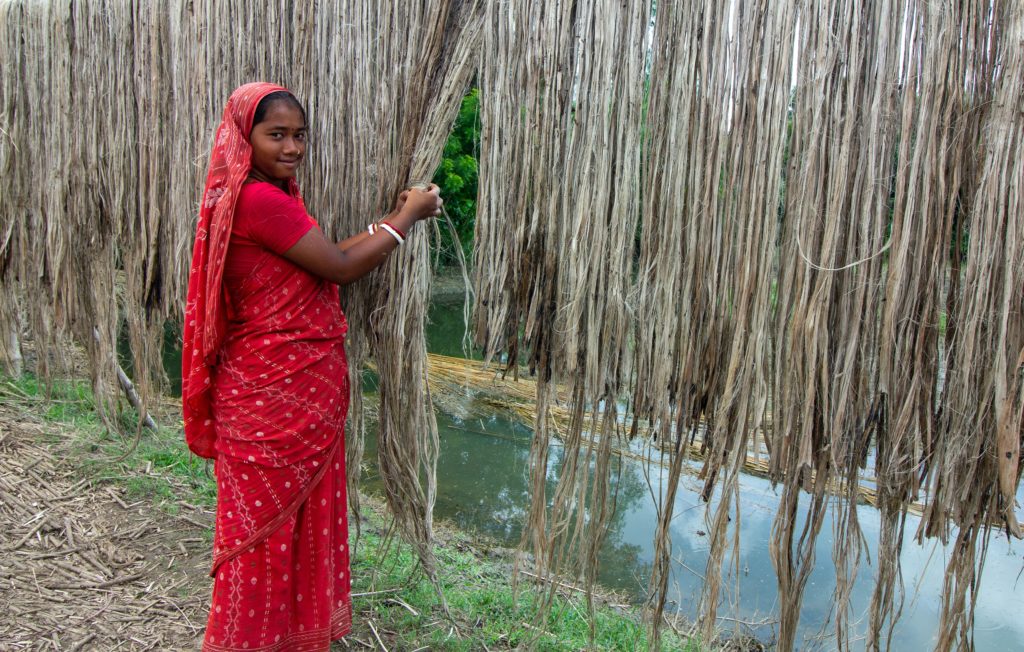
[
  {"xmin": 325, "ymin": 0, "xmax": 483, "ymax": 589},
  {"xmin": 770, "ymin": 0, "xmax": 901, "ymax": 648}
]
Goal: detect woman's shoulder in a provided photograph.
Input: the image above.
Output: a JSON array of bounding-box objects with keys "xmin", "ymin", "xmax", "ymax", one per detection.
[
  {"xmin": 236, "ymin": 182, "xmax": 307, "ymax": 224},
  {"xmin": 233, "ymin": 181, "xmax": 313, "ymax": 248},
  {"xmin": 238, "ymin": 181, "xmax": 298, "ymax": 208}
]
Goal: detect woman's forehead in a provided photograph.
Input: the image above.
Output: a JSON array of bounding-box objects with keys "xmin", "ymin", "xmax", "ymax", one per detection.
[{"xmin": 260, "ymin": 101, "xmax": 306, "ymax": 127}]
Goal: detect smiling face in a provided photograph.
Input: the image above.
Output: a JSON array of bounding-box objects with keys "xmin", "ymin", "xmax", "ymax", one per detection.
[{"xmin": 248, "ymin": 99, "xmax": 307, "ymax": 189}]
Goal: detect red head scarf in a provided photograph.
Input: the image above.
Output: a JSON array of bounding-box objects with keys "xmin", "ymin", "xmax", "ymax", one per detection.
[{"xmin": 182, "ymin": 82, "xmax": 302, "ymax": 459}]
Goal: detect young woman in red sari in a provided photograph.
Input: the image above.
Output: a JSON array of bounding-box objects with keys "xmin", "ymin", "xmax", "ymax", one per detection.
[{"xmin": 182, "ymin": 82, "xmax": 441, "ymax": 651}]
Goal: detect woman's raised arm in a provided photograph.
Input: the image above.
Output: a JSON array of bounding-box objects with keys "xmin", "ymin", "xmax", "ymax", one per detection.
[{"xmin": 281, "ymin": 185, "xmax": 442, "ymax": 286}]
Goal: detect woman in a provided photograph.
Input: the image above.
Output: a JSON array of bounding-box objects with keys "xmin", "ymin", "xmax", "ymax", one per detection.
[{"xmin": 182, "ymin": 82, "xmax": 441, "ymax": 651}]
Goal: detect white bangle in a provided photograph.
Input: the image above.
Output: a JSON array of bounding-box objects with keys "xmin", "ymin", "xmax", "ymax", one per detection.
[
  {"xmin": 379, "ymin": 222, "xmax": 405, "ymax": 245},
  {"xmin": 367, "ymin": 223, "xmax": 378, "ymax": 235}
]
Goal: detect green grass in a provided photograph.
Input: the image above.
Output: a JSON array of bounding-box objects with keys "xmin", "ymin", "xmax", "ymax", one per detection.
[
  {"xmin": 7, "ymin": 374, "xmax": 98, "ymax": 427},
  {"xmin": 351, "ymin": 505, "xmax": 696, "ymax": 651},
  {"xmin": 94, "ymin": 434, "xmax": 218, "ymax": 509},
  {"xmin": 3, "ymin": 371, "xmax": 700, "ymax": 651}
]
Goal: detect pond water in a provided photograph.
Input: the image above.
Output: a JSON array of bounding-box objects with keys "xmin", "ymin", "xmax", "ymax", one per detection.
[
  {"xmin": 157, "ymin": 294, "xmax": 1024, "ymax": 650},
  {"xmin": 362, "ymin": 405, "xmax": 1024, "ymax": 650},
  {"xmin": 397, "ymin": 294, "xmax": 1022, "ymax": 650}
]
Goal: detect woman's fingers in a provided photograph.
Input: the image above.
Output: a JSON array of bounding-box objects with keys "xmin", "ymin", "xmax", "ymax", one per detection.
[
  {"xmin": 393, "ymin": 189, "xmax": 410, "ymax": 213},
  {"xmin": 405, "ymin": 184, "xmax": 443, "ymax": 218},
  {"xmin": 427, "ymin": 186, "xmax": 442, "ymax": 214}
]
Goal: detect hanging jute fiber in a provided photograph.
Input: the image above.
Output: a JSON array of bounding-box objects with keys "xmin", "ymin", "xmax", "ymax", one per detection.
[
  {"xmin": 474, "ymin": 1, "xmax": 1022, "ymax": 651},
  {"xmin": 0, "ymin": 0, "xmax": 481, "ymax": 591},
  {"xmin": 2, "ymin": 1, "xmax": 1022, "ymax": 651}
]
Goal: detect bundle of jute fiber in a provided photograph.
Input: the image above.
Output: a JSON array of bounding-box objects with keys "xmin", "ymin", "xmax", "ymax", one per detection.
[
  {"xmin": 535, "ymin": 0, "xmax": 647, "ymax": 631},
  {"xmin": 0, "ymin": 0, "xmax": 482, "ymax": 587},
  {"xmin": 0, "ymin": 0, "xmax": 300, "ymax": 427},
  {"xmin": 769, "ymin": 0, "xmax": 902, "ymax": 648},
  {"xmin": 0, "ymin": 1, "xmax": 134, "ymax": 425},
  {"xmin": 299, "ymin": 0, "xmax": 483, "ymax": 585},
  {"xmin": 474, "ymin": 1, "xmax": 648, "ymax": 639},
  {"xmin": 635, "ymin": 1, "xmax": 797, "ymax": 644},
  {"xmin": 867, "ymin": 4, "xmax": 1007, "ymax": 649},
  {"xmin": 0, "ymin": 2, "xmax": 24, "ymax": 376},
  {"xmin": 628, "ymin": 3, "xmax": 707, "ymax": 639},
  {"xmin": 475, "ymin": 1, "xmax": 580, "ymax": 612},
  {"xmin": 124, "ymin": 1, "xmax": 182, "ymax": 432},
  {"xmin": 916, "ymin": 4, "xmax": 1023, "ymax": 650},
  {"xmin": 474, "ymin": 1, "xmax": 1023, "ymax": 650}
]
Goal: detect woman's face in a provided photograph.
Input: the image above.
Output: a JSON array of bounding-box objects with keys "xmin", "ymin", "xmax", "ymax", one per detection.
[{"xmin": 248, "ymin": 100, "xmax": 306, "ymax": 187}]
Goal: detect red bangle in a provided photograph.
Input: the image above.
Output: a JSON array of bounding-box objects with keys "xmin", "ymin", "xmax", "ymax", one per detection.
[
  {"xmin": 381, "ymin": 221, "xmax": 406, "ymax": 239},
  {"xmin": 379, "ymin": 223, "xmax": 405, "ymax": 245}
]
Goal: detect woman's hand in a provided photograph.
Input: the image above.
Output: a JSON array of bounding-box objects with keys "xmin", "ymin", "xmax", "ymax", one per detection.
[
  {"xmin": 392, "ymin": 189, "xmax": 410, "ymax": 216},
  {"xmin": 399, "ymin": 184, "xmax": 443, "ymax": 221}
]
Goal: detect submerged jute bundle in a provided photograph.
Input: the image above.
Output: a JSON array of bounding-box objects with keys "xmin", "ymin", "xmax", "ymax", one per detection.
[
  {"xmin": 0, "ymin": 0, "xmax": 480, "ymax": 586},
  {"xmin": 475, "ymin": 1, "xmax": 1022, "ymax": 650}
]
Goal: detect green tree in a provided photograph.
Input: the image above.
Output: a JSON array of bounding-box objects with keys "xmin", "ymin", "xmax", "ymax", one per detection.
[{"xmin": 432, "ymin": 88, "xmax": 480, "ymax": 264}]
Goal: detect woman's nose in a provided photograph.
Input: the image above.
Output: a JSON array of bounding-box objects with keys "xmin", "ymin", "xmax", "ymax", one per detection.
[{"xmin": 283, "ymin": 137, "xmax": 302, "ymax": 154}]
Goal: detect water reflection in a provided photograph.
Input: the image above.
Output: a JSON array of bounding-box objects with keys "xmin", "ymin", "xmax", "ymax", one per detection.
[
  {"xmin": 362, "ymin": 409, "xmax": 651, "ymax": 590},
  {"xmin": 363, "ymin": 402, "xmax": 1024, "ymax": 650},
  {"xmin": 407, "ymin": 294, "xmax": 1024, "ymax": 650}
]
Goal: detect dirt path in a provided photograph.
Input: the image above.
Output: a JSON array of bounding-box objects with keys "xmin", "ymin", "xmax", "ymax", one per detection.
[{"xmin": 0, "ymin": 402, "xmax": 210, "ymax": 650}]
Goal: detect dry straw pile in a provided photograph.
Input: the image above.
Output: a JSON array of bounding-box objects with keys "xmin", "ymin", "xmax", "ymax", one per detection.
[{"xmin": 1, "ymin": 1, "xmax": 1022, "ymax": 651}]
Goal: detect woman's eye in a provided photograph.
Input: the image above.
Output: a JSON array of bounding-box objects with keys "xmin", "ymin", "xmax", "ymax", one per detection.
[{"xmin": 295, "ymin": 133, "xmax": 306, "ymax": 142}]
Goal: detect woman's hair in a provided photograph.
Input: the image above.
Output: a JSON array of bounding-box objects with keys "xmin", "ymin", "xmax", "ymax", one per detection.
[{"xmin": 252, "ymin": 91, "xmax": 307, "ymax": 129}]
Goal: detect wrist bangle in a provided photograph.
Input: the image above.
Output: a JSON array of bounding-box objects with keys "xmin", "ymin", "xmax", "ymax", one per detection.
[
  {"xmin": 367, "ymin": 223, "xmax": 378, "ymax": 235},
  {"xmin": 381, "ymin": 221, "xmax": 406, "ymax": 239},
  {"xmin": 379, "ymin": 222, "xmax": 405, "ymax": 245}
]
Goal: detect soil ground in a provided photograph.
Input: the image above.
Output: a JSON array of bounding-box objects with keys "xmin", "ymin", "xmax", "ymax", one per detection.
[
  {"xmin": 0, "ymin": 394, "xmax": 453, "ymax": 651},
  {"xmin": 0, "ymin": 398, "xmax": 211, "ymax": 650}
]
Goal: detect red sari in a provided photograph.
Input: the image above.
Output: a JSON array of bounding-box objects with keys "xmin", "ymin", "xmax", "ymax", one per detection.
[{"xmin": 183, "ymin": 83, "xmax": 352, "ymax": 651}]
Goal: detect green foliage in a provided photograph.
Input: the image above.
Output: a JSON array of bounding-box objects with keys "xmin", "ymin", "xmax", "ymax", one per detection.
[{"xmin": 432, "ymin": 88, "xmax": 480, "ymax": 265}]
